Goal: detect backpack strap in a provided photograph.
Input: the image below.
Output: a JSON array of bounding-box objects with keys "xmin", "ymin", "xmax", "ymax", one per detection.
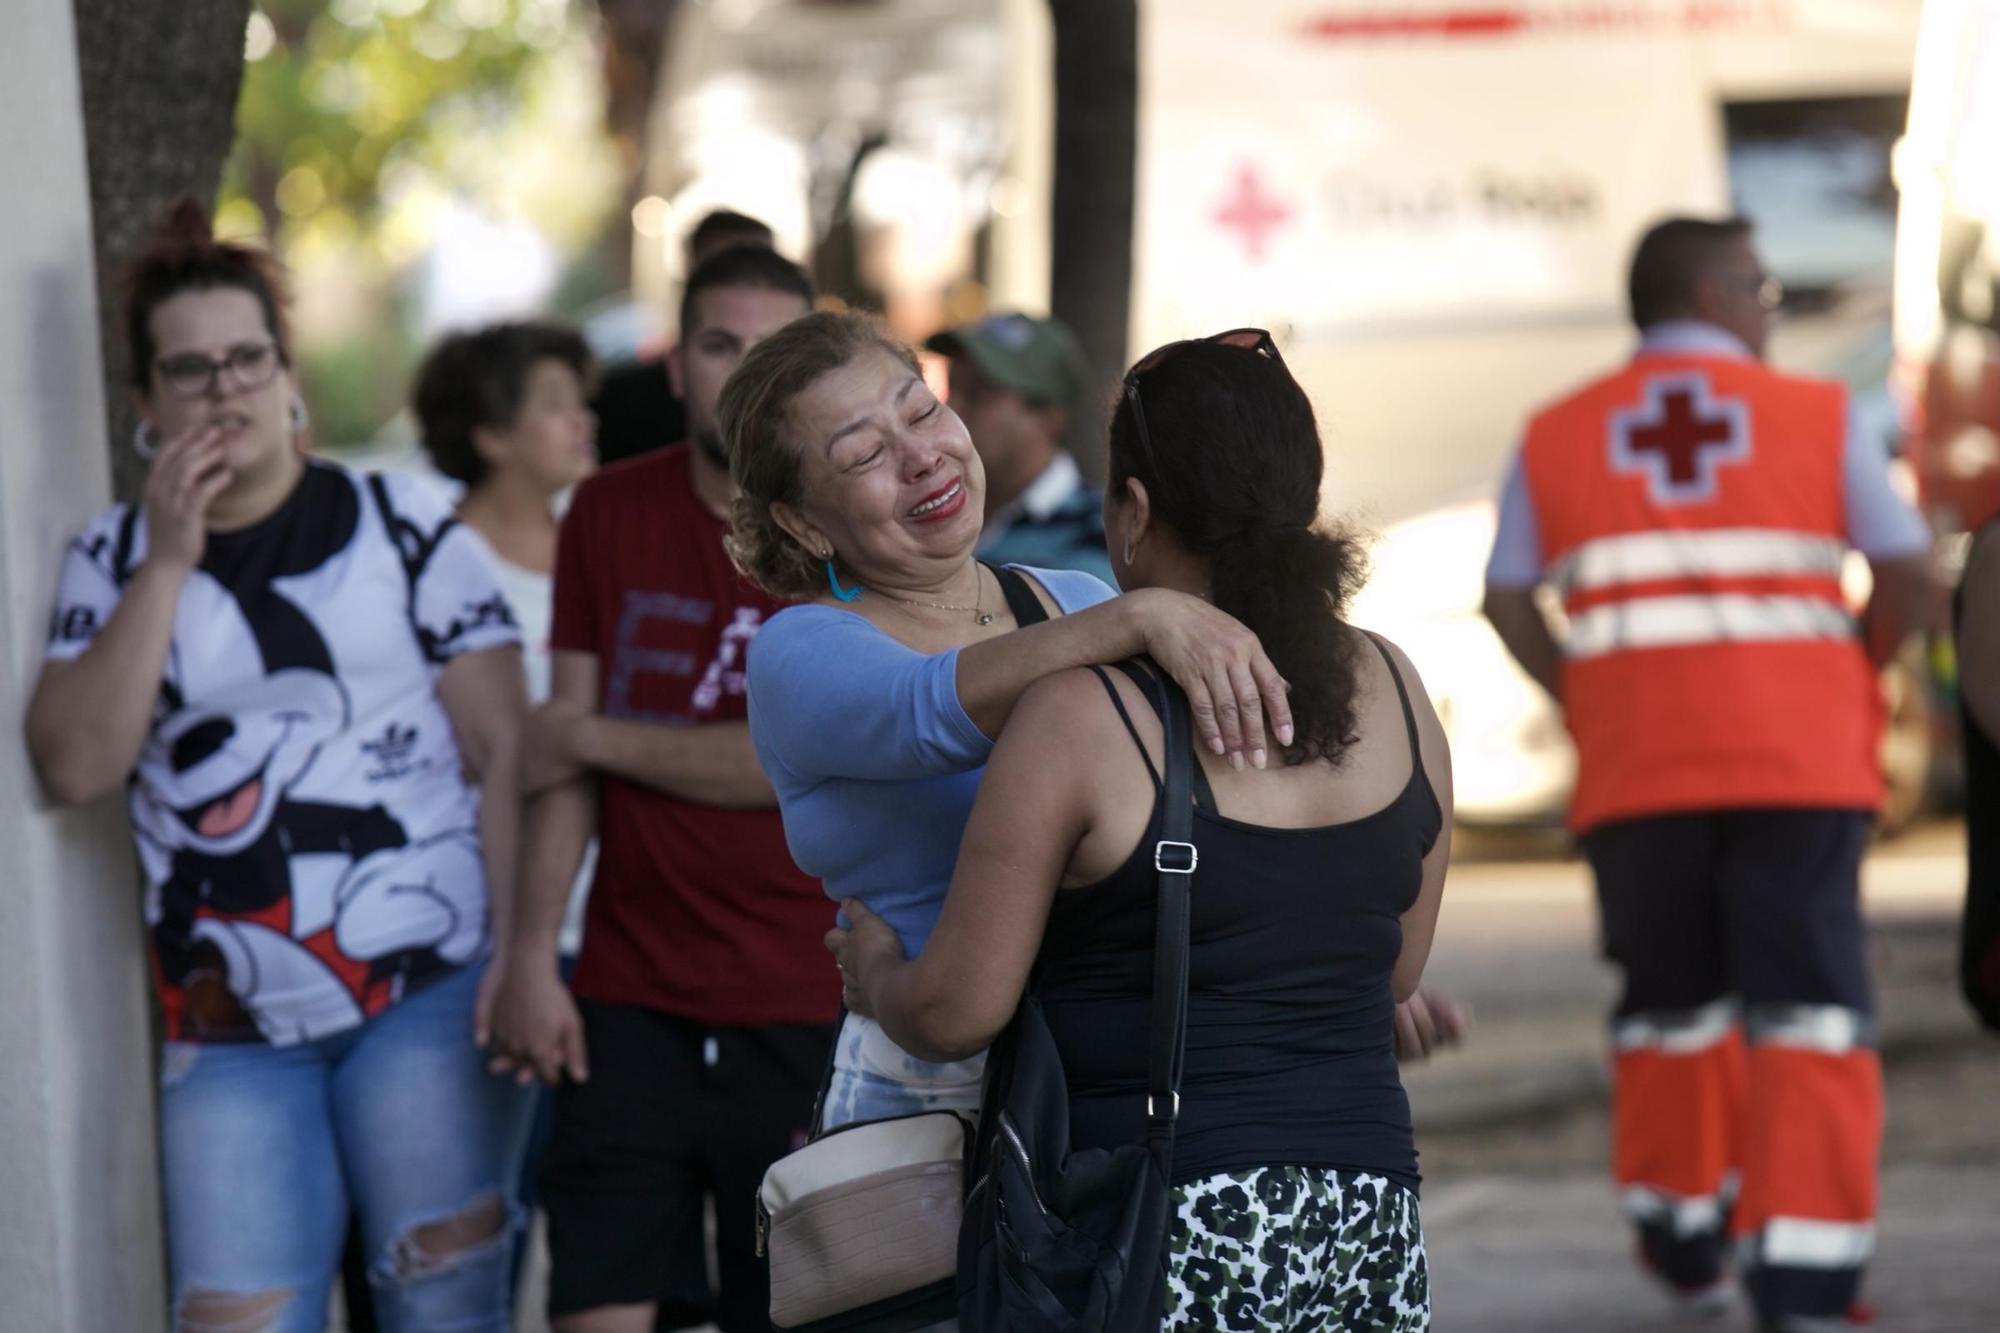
[
  {"xmin": 367, "ymin": 473, "xmax": 456, "ymax": 663},
  {"xmin": 110, "ymin": 506, "xmax": 143, "ymax": 588}
]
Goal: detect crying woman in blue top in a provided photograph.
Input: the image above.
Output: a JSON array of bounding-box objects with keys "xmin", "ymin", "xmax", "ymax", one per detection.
[
  {"xmin": 721, "ymin": 312, "xmax": 1292, "ymax": 1129},
  {"xmin": 832, "ymin": 331, "xmax": 1454, "ymax": 1331}
]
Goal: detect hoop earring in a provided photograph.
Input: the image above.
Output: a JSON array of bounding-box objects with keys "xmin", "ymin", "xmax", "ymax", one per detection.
[
  {"xmin": 133, "ymin": 420, "xmax": 159, "ymax": 461},
  {"xmin": 1121, "ymin": 535, "xmax": 1134, "ymax": 567},
  {"xmin": 825, "ymin": 556, "xmax": 862, "ymax": 603},
  {"xmin": 289, "ymin": 397, "xmax": 310, "ymax": 434}
]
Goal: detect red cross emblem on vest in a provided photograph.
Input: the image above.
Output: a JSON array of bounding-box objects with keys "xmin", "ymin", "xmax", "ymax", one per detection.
[{"xmin": 1608, "ymin": 372, "xmax": 1751, "ymax": 506}]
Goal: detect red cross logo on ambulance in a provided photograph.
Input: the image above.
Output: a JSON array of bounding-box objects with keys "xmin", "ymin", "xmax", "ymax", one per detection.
[{"xmin": 1607, "ymin": 372, "xmax": 1750, "ymax": 507}]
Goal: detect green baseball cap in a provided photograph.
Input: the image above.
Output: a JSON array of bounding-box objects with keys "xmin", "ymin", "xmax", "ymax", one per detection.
[{"xmin": 926, "ymin": 313, "xmax": 1093, "ymax": 410}]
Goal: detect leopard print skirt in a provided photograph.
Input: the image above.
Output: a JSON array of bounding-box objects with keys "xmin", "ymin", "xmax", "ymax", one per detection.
[{"xmin": 1164, "ymin": 1166, "xmax": 1429, "ymax": 1331}]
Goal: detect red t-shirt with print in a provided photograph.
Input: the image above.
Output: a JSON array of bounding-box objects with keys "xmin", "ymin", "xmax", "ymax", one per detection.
[{"xmin": 551, "ymin": 445, "xmax": 839, "ymax": 1027}]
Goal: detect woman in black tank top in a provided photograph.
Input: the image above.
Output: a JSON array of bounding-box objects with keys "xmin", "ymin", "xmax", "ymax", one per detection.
[{"xmin": 831, "ymin": 330, "xmax": 1453, "ymax": 1331}]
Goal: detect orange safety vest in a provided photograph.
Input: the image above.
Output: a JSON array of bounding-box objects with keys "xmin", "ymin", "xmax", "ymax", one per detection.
[{"xmin": 1520, "ymin": 350, "xmax": 1883, "ymax": 832}]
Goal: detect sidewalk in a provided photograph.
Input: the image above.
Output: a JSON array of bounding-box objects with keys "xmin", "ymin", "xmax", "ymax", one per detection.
[
  {"xmin": 1425, "ymin": 1159, "xmax": 2000, "ymax": 1332},
  {"xmin": 1410, "ymin": 822, "xmax": 1999, "ymax": 1331},
  {"xmin": 496, "ymin": 827, "xmax": 1985, "ymax": 1333},
  {"xmin": 1419, "ymin": 1041, "xmax": 2000, "ymax": 1332},
  {"xmin": 1404, "ymin": 823, "xmax": 1981, "ymax": 1133}
]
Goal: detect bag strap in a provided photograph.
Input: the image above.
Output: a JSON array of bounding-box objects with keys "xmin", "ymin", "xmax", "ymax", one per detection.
[
  {"xmin": 805, "ymin": 1009, "xmax": 842, "ymax": 1140},
  {"xmin": 1143, "ymin": 671, "xmax": 1197, "ymax": 1162},
  {"xmin": 111, "ymin": 505, "xmax": 143, "ymax": 588}
]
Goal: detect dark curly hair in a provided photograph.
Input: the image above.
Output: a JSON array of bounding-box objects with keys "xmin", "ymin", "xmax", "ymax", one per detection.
[
  {"xmin": 411, "ymin": 321, "xmax": 594, "ymax": 489},
  {"xmin": 1110, "ymin": 338, "xmax": 1369, "ymax": 766},
  {"xmin": 123, "ymin": 197, "xmax": 292, "ymax": 391}
]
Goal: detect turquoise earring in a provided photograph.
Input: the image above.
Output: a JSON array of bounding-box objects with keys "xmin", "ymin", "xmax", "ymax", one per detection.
[{"xmin": 825, "ymin": 554, "xmax": 862, "ymax": 602}]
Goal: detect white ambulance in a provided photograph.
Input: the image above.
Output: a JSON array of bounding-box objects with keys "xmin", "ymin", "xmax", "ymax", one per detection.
[{"xmin": 642, "ymin": 0, "xmax": 1923, "ymax": 821}]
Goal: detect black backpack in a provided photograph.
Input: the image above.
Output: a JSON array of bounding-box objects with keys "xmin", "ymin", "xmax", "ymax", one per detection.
[{"xmin": 958, "ymin": 667, "xmax": 1197, "ymax": 1331}]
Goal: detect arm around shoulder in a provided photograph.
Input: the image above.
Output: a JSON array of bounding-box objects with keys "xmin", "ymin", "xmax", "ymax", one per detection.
[
  {"xmin": 843, "ymin": 668, "xmax": 1110, "ymax": 1061},
  {"xmin": 747, "ymin": 605, "xmax": 993, "ymax": 783}
]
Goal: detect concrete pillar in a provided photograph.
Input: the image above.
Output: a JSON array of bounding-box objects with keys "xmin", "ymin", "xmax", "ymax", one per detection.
[{"xmin": 0, "ymin": 3, "xmax": 168, "ymax": 1328}]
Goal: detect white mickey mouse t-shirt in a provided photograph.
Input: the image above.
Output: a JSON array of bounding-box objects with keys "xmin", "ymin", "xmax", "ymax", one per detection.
[{"xmin": 46, "ymin": 461, "xmax": 520, "ymax": 1045}]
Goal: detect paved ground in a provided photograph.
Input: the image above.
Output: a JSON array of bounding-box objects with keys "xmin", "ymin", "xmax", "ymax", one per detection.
[
  {"xmin": 1412, "ymin": 820, "xmax": 2000, "ymax": 1332},
  {"xmin": 370, "ymin": 821, "xmax": 1993, "ymax": 1333},
  {"xmin": 1420, "ymin": 1047, "xmax": 2000, "ymax": 1332}
]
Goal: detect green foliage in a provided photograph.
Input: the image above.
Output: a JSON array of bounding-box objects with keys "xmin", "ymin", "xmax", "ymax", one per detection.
[
  {"xmin": 224, "ymin": 0, "xmax": 567, "ymax": 244},
  {"xmin": 218, "ymin": 0, "xmax": 620, "ymax": 445},
  {"xmin": 300, "ymin": 320, "xmax": 420, "ymax": 451}
]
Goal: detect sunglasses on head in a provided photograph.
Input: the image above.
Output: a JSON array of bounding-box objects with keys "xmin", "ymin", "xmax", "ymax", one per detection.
[{"xmin": 1121, "ymin": 328, "xmax": 1283, "ymax": 473}]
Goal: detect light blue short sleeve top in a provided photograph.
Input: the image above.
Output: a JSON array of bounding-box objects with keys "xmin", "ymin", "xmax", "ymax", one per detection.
[{"xmin": 747, "ymin": 566, "xmax": 1117, "ymax": 956}]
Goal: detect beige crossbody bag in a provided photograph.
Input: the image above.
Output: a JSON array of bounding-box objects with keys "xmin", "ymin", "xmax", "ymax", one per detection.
[{"xmin": 755, "ymin": 1076, "xmax": 972, "ymax": 1329}]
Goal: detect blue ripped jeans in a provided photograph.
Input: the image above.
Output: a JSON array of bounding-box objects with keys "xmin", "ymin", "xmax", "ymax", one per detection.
[{"xmin": 159, "ymin": 964, "xmax": 534, "ymax": 1332}]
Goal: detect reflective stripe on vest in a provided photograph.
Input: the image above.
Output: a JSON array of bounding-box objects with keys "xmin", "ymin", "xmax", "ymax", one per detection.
[
  {"xmin": 1566, "ymin": 593, "xmax": 1855, "ymax": 660},
  {"xmin": 1553, "ymin": 527, "xmax": 1848, "ymax": 594},
  {"xmin": 1518, "ymin": 352, "xmax": 1881, "ymax": 828},
  {"xmin": 1558, "ymin": 527, "xmax": 1852, "ymax": 659}
]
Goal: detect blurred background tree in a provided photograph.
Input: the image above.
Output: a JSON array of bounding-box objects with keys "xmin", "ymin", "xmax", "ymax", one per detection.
[
  {"xmin": 219, "ymin": 0, "xmax": 621, "ymax": 448},
  {"xmin": 81, "ymin": 0, "xmax": 1136, "ymax": 465},
  {"xmin": 74, "ymin": 0, "xmax": 253, "ymax": 503}
]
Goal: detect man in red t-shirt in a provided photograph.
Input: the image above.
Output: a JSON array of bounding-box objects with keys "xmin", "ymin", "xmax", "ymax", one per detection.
[{"xmin": 490, "ymin": 247, "xmax": 832, "ymax": 1332}]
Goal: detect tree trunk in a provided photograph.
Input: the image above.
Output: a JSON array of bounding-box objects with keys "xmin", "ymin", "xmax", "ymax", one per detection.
[
  {"xmin": 72, "ymin": 0, "xmax": 252, "ymax": 503},
  {"xmin": 1047, "ymin": 0, "xmax": 1137, "ymax": 479},
  {"xmin": 596, "ymin": 0, "xmax": 682, "ymax": 290}
]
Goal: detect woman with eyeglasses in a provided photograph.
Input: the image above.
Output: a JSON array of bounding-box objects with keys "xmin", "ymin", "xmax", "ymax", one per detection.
[
  {"xmin": 722, "ymin": 312, "xmax": 1291, "ymax": 1130},
  {"xmin": 25, "ymin": 200, "xmax": 535, "ymax": 1331},
  {"xmin": 831, "ymin": 330, "xmax": 1451, "ymax": 1330}
]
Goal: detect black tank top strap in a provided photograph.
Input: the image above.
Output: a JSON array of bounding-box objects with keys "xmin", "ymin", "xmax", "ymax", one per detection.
[
  {"xmin": 1086, "ymin": 665, "xmax": 1164, "ymax": 791},
  {"xmin": 1111, "ymin": 659, "xmax": 1218, "ymax": 813},
  {"xmin": 983, "ymin": 561, "xmax": 1050, "ymax": 627},
  {"xmin": 1363, "ymin": 630, "xmax": 1425, "ymax": 783}
]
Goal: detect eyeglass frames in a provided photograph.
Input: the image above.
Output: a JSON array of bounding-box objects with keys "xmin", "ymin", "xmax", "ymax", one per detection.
[{"xmin": 154, "ymin": 341, "xmax": 282, "ymax": 401}]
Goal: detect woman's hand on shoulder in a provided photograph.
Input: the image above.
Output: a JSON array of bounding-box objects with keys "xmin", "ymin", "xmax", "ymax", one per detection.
[{"xmin": 1120, "ymin": 588, "xmax": 1292, "ymax": 769}]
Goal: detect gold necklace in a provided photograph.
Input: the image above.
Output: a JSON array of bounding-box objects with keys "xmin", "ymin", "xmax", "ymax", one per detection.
[{"xmin": 869, "ymin": 573, "xmax": 993, "ymax": 625}]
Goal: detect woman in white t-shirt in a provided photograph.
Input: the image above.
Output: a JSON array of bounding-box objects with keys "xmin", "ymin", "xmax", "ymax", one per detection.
[
  {"xmin": 29, "ymin": 200, "xmax": 537, "ymax": 1331},
  {"xmin": 413, "ymin": 320, "xmax": 600, "ymax": 957},
  {"xmin": 413, "ymin": 323, "xmax": 601, "ymax": 1302}
]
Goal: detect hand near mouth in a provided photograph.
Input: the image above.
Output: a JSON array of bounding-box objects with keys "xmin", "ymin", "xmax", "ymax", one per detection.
[{"xmin": 142, "ymin": 421, "xmax": 236, "ymax": 572}]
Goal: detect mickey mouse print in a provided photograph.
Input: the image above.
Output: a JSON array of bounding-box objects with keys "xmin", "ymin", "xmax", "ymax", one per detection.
[{"xmin": 47, "ymin": 462, "xmax": 519, "ymax": 1044}]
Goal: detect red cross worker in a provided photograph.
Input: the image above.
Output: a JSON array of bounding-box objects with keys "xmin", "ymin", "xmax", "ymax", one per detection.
[{"xmin": 1481, "ymin": 218, "xmax": 1933, "ymax": 1332}]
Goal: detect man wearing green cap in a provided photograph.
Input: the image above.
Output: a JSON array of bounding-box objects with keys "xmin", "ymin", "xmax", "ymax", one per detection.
[{"xmin": 926, "ymin": 312, "xmax": 1117, "ymax": 587}]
